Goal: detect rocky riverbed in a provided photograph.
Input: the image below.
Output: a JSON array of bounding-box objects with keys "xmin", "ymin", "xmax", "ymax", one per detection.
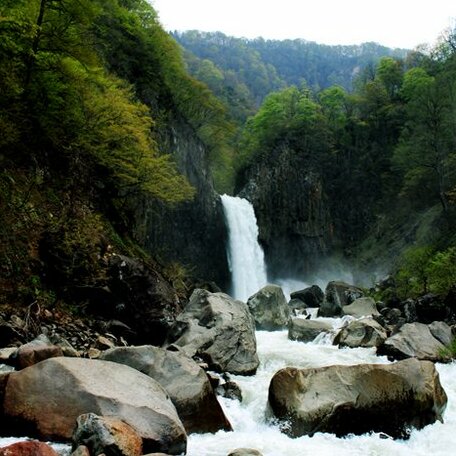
[{"xmin": 1, "ymin": 280, "xmax": 455, "ymax": 456}]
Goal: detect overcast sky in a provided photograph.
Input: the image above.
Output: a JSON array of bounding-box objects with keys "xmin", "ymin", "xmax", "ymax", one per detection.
[{"xmin": 150, "ymin": 0, "xmax": 455, "ymax": 49}]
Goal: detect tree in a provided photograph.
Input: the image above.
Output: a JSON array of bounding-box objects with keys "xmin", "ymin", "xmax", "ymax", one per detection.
[
  {"xmin": 376, "ymin": 57, "xmax": 403, "ymax": 99},
  {"xmin": 394, "ymin": 68, "xmax": 455, "ymax": 214}
]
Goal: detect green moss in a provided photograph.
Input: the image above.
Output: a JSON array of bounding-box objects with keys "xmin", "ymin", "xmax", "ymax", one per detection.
[{"xmin": 439, "ymin": 338, "xmax": 456, "ymax": 360}]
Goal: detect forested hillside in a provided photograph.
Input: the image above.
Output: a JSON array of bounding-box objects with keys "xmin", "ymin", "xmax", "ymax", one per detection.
[
  {"xmin": 235, "ymin": 36, "xmax": 456, "ymax": 294},
  {"xmin": 0, "ymin": 0, "xmax": 234, "ymax": 315},
  {"xmin": 174, "ymin": 30, "xmax": 407, "ymax": 122},
  {"xmin": 1, "ymin": 0, "xmax": 455, "ymax": 317}
]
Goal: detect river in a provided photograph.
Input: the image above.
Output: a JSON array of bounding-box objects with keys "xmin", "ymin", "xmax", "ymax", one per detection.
[{"xmin": 187, "ymin": 325, "xmax": 456, "ymax": 456}]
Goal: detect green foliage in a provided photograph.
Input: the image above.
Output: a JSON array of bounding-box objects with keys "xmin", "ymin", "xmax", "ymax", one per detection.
[
  {"xmin": 235, "ymin": 30, "xmax": 455, "ymax": 257},
  {"xmin": 0, "ymin": 0, "xmax": 194, "ymax": 204},
  {"xmin": 0, "ymin": 0, "xmax": 207, "ymax": 308},
  {"xmin": 73, "ymin": 69, "xmax": 195, "ymax": 203},
  {"xmin": 175, "ymin": 31, "xmax": 407, "ymax": 110},
  {"xmin": 439, "ymin": 337, "xmax": 456, "ymax": 359},
  {"xmin": 396, "ymin": 246, "xmax": 434, "ymax": 297},
  {"xmin": 239, "ymin": 86, "xmax": 328, "ymax": 166},
  {"xmin": 395, "ymin": 246, "xmax": 456, "ymax": 298},
  {"xmin": 427, "ymin": 247, "xmax": 456, "ymax": 294},
  {"xmin": 376, "ymin": 57, "xmax": 403, "ymax": 98},
  {"xmin": 93, "ymin": 1, "xmax": 237, "ymax": 192},
  {"xmin": 393, "ymin": 66, "xmax": 456, "ymax": 212}
]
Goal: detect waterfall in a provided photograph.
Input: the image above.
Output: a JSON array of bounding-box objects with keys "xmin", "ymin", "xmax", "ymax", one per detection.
[{"xmin": 221, "ymin": 194, "xmax": 267, "ymax": 301}]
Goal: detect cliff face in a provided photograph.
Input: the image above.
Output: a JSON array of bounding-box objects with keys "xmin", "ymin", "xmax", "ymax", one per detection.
[
  {"xmin": 240, "ymin": 145, "xmax": 333, "ymax": 278},
  {"xmin": 135, "ymin": 116, "xmax": 230, "ymax": 288}
]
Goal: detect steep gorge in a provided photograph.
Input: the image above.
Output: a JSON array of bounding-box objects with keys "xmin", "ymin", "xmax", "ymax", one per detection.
[
  {"xmin": 135, "ymin": 116, "xmax": 229, "ymax": 287},
  {"xmin": 239, "ymin": 145, "xmax": 333, "ymax": 279}
]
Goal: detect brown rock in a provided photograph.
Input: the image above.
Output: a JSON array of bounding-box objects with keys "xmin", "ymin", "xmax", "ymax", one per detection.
[
  {"xmin": 0, "ymin": 441, "xmax": 58, "ymax": 456},
  {"xmin": 269, "ymin": 358, "xmax": 447, "ymax": 439},
  {"xmin": 72, "ymin": 413, "xmax": 142, "ymax": 456},
  {"xmin": 95, "ymin": 336, "xmax": 115, "ymax": 351},
  {"xmin": 70, "ymin": 446, "xmax": 90, "ymax": 456},
  {"xmin": 334, "ymin": 318, "xmax": 387, "ymax": 348},
  {"xmin": 288, "ymin": 318, "xmax": 332, "ymax": 342},
  {"xmin": 11, "ymin": 335, "xmax": 63, "ymax": 369},
  {"xmin": 2, "ymin": 357, "xmax": 186, "ymax": 455},
  {"xmin": 87, "ymin": 348, "xmax": 101, "ymax": 359}
]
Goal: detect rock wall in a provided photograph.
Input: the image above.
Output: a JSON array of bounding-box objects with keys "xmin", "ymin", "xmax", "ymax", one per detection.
[
  {"xmin": 135, "ymin": 116, "xmax": 229, "ymax": 289},
  {"xmin": 239, "ymin": 145, "xmax": 333, "ymax": 278}
]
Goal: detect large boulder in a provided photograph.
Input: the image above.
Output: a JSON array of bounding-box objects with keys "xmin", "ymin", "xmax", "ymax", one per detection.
[
  {"xmin": 72, "ymin": 413, "xmax": 142, "ymax": 456},
  {"xmin": 318, "ymin": 281, "xmax": 364, "ymax": 317},
  {"xmin": 166, "ymin": 289, "xmax": 259, "ymax": 375},
  {"xmin": 268, "ymin": 358, "xmax": 447, "ymax": 439},
  {"xmin": 246, "ymin": 285, "xmax": 290, "ymax": 330},
  {"xmin": 0, "ymin": 357, "xmax": 186, "ymax": 455},
  {"xmin": 288, "ymin": 318, "xmax": 332, "ymax": 343},
  {"xmin": 377, "ymin": 322, "xmax": 447, "ymax": 362},
  {"xmin": 100, "ymin": 345, "xmax": 231, "ymax": 434},
  {"xmin": 290, "ymin": 285, "xmax": 324, "ymax": 308},
  {"xmin": 334, "ymin": 318, "xmax": 387, "ymax": 348},
  {"xmin": 341, "ymin": 297, "xmax": 379, "ymax": 318},
  {"xmin": 429, "ymin": 321, "xmax": 453, "ymax": 347}
]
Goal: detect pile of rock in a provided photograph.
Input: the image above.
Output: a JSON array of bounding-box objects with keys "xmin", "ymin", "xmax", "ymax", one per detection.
[
  {"xmin": 0, "ymin": 288, "xmax": 264, "ymax": 454},
  {"xmin": 1, "ymin": 278, "xmax": 454, "ymax": 451}
]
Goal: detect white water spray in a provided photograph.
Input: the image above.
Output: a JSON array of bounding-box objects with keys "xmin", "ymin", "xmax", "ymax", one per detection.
[
  {"xmin": 221, "ymin": 194, "xmax": 267, "ymax": 301},
  {"xmin": 186, "ymin": 328, "xmax": 456, "ymax": 456}
]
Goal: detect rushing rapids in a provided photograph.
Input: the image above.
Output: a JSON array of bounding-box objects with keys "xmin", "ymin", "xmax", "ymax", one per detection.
[
  {"xmin": 184, "ymin": 195, "xmax": 456, "ymax": 456},
  {"xmin": 186, "ymin": 326, "xmax": 456, "ymax": 456}
]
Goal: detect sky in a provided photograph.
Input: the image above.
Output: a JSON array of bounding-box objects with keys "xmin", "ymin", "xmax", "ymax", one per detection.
[{"xmin": 150, "ymin": 0, "xmax": 455, "ymax": 49}]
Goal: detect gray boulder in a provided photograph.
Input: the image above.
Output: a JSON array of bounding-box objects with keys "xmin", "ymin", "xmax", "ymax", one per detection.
[
  {"xmin": 318, "ymin": 281, "xmax": 364, "ymax": 317},
  {"xmin": 166, "ymin": 289, "xmax": 259, "ymax": 375},
  {"xmin": 1, "ymin": 357, "xmax": 186, "ymax": 455},
  {"xmin": 342, "ymin": 297, "xmax": 379, "ymax": 318},
  {"xmin": 216, "ymin": 380, "xmax": 243, "ymax": 402},
  {"xmin": 290, "ymin": 285, "xmax": 324, "ymax": 308},
  {"xmin": 334, "ymin": 318, "xmax": 387, "ymax": 348},
  {"xmin": 429, "ymin": 321, "xmax": 453, "ymax": 347},
  {"xmin": 378, "ymin": 322, "xmax": 446, "ymax": 361},
  {"xmin": 288, "ymin": 318, "xmax": 332, "ymax": 343},
  {"xmin": 72, "ymin": 413, "xmax": 142, "ymax": 456},
  {"xmin": 288, "ymin": 299, "xmax": 308, "ymax": 315},
  {"xmin": 247, "ymin": 285, "xmax": 290, "ymax": 330},
  {"xmin": 268, "ymin": 358, "xmax": 447, "ymax": 439},
  {"xmin": 100, "ymin": 345, "xmax": 231, "ymax": 434}
]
